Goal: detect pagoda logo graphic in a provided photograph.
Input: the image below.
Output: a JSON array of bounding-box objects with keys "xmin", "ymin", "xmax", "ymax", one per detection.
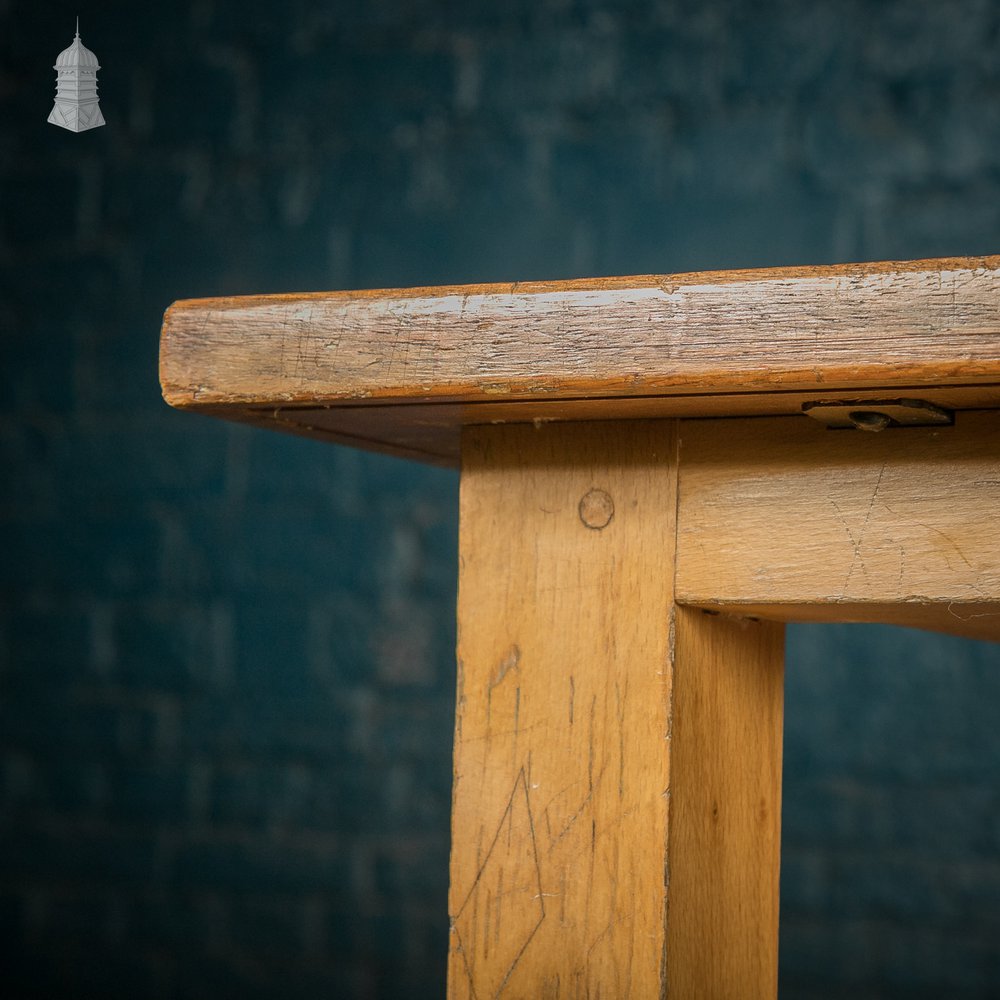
[{"xmin": 48, "ymin": 18, "xmax": 105, "ymax": 132}]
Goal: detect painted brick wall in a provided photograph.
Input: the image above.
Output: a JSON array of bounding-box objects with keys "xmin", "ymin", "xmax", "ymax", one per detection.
[{"xmin": 1, "ymin": 1, "xmax": 998, "ymax": 997}]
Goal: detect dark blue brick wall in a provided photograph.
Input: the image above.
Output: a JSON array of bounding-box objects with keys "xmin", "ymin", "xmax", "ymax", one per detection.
[{"xmin": 1, "ymin": 1, "xmax": 999, "ymax": 997}]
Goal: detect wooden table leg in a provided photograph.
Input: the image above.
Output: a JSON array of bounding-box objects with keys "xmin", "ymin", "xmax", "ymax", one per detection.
[
  {"xmin": 448, "ymin": 420, "xmax": 784, "ymax": 998},
  {"xmin": 160, "ymin": 258, "xmax": 1000, "ymax": 995},
  {"xmin": 668, "ymin": 606, "xmax": 784, "ymax": 998}
]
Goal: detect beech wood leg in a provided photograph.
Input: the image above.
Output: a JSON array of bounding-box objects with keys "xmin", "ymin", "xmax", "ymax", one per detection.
[{"xmin": 448, "ymin": 421, "xmax": 784, "ymax": 999}]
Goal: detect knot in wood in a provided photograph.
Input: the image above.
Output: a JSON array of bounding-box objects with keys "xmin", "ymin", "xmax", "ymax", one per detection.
[{"xmin": 578, "ymin": 488, "xmax": 614, "ymax": 530}]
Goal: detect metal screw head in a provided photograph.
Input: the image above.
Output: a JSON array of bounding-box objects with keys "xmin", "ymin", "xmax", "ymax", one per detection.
[{"xmin": 848, "ymin": 410, "xmax": 892, "ymax": 432}]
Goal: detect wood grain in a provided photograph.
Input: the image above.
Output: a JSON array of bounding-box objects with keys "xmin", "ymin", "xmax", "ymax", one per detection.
[
  {"xmin": 160, "ymin": 256, "xmax": 1000, "ymax": 461},
  {"xmin": 667, "ymin": 608, "xmax": 784, "ymax": 999},
  {"xmin": 676, "ymin": 411, "xmax": 1000, "ymax": 642},
  {"xmin": 195, "ymin": 381, "xmax": 1000, "ymax": 467},
  {"xmin": 452, "ymin": 420, "xmax": 784, "ymax": 997},
  {"xmin": 158, "ymin": 255, "xmax": 1000, "ymax": 997},
  {"xmin": 452, "ymin": 420, "xmax": 677, "ymax": 998}
]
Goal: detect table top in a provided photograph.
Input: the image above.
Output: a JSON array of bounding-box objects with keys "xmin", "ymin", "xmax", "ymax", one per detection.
[{"xmin": 159, "ymin": 255, "xmax": 1000, "ymax": 465}]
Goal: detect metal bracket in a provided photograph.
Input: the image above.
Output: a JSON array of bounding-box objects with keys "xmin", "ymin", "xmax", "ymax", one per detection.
[{"xmin": 802, "ymin": 398, "xmax": 954, "ymax": 431}]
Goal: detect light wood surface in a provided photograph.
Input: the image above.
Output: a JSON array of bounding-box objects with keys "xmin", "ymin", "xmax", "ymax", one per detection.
[
  {"xmin": 676, "ymin": 411, "xmax": 1000, "ymax": 642},
  {"xmin": 160, "ymin": 256, "xmax": 1000, "ymax": 463},
  {"xmin": 667, "ymin": 607, "xmax": 784, "ymax": 999},
  {"xmin": 159, "ymin": 255, "xmax": 1000, "ymax": 995},
  {"xmin": 452, "ymin": 420, "xmax": 784, "ymax": 998}
]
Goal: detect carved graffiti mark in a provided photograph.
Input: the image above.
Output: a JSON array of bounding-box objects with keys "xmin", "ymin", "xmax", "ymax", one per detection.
[
  {"xmin": 547, "ymin": 764, "xmax": 607, "ymax": 852},
  {"xmin": 487, "ymin": 645, "xmax": 521, "ymax": 725},
  {"xmin": 490, "ymin": 645, "xmax": 521, "ymax": 690},
  {"xmin": 453, "ymin": 768, "xmax": 546, "ymax": 998},
  {"xmin": 588, "ymin": 696, "xmax": 597, "ymax": 793},
  {"xmin": 831, "ymin": 463, "xmax": 887, "ymax": 596},
  {"xmin": 615, "ymin": 678, "xmax": 629, "ymax": 800}
]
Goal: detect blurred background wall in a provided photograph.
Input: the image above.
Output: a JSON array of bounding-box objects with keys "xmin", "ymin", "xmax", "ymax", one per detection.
[{"xmin": 2, "ymin": 1, "xmax": 999, "ymax": 997}]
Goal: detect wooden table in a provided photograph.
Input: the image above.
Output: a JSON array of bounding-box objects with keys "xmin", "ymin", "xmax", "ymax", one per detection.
[{"xmin": 160, "ymin": 256, "xmax": 1000, "ymax": 997}]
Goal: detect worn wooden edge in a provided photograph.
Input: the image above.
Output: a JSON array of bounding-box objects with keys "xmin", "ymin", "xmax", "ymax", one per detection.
[
  {"xmin": 677, "ymin": 600, "xmax": 1000, "ymax": 644},
  {"xmin": 159, "ymin": 255, "xmax": 1000, "ymax": 420},
  {"xmin": 164, "ymin": 254, "xmax": 998, "ymax": 312},
  {"xmin": 169, "ymin": 401, "xmax": 459, "ymax": 467},
  {"xmin": 168, "ymin": 382, "xmax": 1000, "ymax": 467}
]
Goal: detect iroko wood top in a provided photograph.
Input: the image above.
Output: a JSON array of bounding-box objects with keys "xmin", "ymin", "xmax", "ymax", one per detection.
[{"xmin": 159, "ymin": 255, "xmax": 1000, "ymax": 465}]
